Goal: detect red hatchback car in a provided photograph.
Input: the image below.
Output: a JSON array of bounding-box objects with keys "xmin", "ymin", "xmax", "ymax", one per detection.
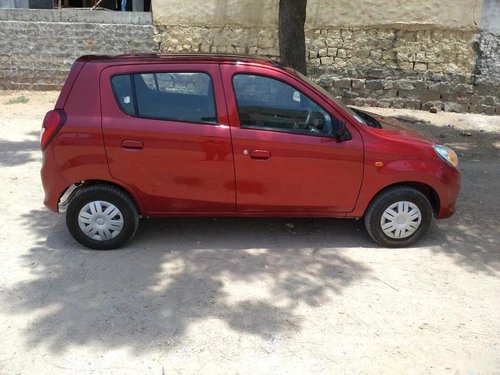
[{"xmin": 41, "ymin": 54, "xmax": 460, "ymax": 250}]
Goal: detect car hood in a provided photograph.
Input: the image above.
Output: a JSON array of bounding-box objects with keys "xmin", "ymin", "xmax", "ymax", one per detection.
[{"xmin": 353, "ymin": 108, "xmax": 437, "ymax": 144}]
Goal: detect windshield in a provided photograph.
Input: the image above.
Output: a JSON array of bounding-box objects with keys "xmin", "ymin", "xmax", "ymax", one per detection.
[{"xmin": 286, "ymin": 67, "xmax": 367, "ymax": 125}]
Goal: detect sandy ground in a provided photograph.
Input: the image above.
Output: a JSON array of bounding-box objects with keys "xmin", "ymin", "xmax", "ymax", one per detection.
[{"xmin": 0, "ymin": 90, "xmax": 499, "ymax": 375}]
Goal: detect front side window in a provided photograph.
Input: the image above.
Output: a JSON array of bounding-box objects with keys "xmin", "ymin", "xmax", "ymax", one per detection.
[
  {"xmin": 111, "ymin": 72, "xmax": 217, "ymax": 124},
  {"xmin": 232, "ymin": 74, "xmax": 333, "ymax": 136},
  {"xmin": 288, "ymin": 67, "xmax": 366, "ymax": 125}
]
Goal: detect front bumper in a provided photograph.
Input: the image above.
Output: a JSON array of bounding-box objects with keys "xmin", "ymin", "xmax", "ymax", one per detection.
[{"xmin": 436, "ymin": 165, "xmax": 461, "ymax": 219}]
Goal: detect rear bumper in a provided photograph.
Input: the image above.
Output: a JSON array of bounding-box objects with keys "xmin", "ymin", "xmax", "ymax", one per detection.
[{"xmin": 41, "ymin": 147, "xmax": 68, "ymax": 213}]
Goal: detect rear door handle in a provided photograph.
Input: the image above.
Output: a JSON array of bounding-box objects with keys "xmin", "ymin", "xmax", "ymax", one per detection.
[
  {"xmin": 250, "ymin": 149, "xmax": 271, "ymax": 160},
  {"xmin": 121, "ymin": 139, "xmax": 143, "ymax": 150}
]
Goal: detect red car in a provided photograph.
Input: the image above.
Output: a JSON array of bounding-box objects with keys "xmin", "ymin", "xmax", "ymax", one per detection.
[{"xmin": 40, "ymin": 54, "xmax": 460, "ymax": 250}]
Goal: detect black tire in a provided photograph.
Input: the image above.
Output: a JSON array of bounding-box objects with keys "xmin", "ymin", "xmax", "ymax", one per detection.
[
  {"xmin": 66, "ymin": 185, "xmax": 139, "ymax": 250},
  {"xmin": 364, "ymin": 186, "xmax": 433, "ymax": 248}
]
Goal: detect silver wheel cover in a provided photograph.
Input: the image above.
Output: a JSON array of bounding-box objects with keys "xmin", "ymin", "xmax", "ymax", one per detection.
[
  {"xmin": 78, "ymin": 200, "xmax": 124, "ymax": 241},
  {"xmin": 380, "ymin": 201, "xmax": 422, "ymax": 239}
]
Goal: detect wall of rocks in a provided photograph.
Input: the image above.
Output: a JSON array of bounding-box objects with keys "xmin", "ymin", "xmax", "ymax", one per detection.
[
  {"xmin": 152, "ymin": 0, "xmax": 499, "ymax": 115},
  {"xmin": 155, "ymin": 25, "xmax": 279, "ymax": 57},
  {"xmin": 154, "ymin": 23, "xmax": 499, "ymax": 115},
  {"xmin": 0, "ymin": 9, "xmax": 155, "ymax": 90},
  {"xmin": 306, "ymin": 26, "xmax": 499, "ymax": 115},
  {"xmin": 0, "ymin": 4, "xmax": 498, "ymax": 115}
]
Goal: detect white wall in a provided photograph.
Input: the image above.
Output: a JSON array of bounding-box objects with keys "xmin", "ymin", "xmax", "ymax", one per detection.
[{"xmin": 152, "ymin": 0, "xmax": 482, "ymax": 29}]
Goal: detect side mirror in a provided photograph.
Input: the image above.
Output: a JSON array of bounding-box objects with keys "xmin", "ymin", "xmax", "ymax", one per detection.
[{"xmin": 332, "ymin": 119, "xmax": 352, "ymax": 141}]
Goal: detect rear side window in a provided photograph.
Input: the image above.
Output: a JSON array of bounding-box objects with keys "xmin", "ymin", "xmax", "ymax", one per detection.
[
  {"xmin": 111, "ymin": 75, "xmax": 135, "ymax": 115},
  {"xmin": 111, "ymin": 72, "xmax": 217, "ymax": 124}
]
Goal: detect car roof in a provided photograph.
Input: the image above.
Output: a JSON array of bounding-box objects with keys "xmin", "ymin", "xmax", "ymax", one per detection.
[{"xmin": 77, "ymin": 53, "xmax": 284, "ymax": 67}]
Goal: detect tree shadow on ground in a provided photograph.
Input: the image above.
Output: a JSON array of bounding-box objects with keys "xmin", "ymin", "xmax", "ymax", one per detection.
[
  {"xmin": 0, "ymin": 138, "xmax": 39, "ymax": 166},
  {"xmin": 0, "ymin": 130, "xmax": 41, "ymax": 167},
  {"xmin": 3, "ymin": 210, "xmax": 373, "ymax": 354},
  {"xmin": 392, "ymin": 114, "xmax": 499, "ymax": 161},
  {"xmin": 389, "ymin": 114, "xmax": 500, "ymax": 274},
  {"xmin": 426, "ymin": 161, "xmax": 500, "ymax": 274}
]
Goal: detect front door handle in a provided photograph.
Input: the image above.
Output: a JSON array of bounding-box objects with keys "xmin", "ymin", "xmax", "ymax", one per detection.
[
  {"xmin": 250, "ymin": 149, "xmax": 271, "ymax": 160},
  {"xmin": 121, "ymin": 139, "xmax": 143, "ymax": 150}
]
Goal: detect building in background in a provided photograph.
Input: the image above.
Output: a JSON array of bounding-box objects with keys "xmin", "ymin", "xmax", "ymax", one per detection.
[{"xmin": 0, "ymin": 0, "xmax": 151, "ymax": 11}]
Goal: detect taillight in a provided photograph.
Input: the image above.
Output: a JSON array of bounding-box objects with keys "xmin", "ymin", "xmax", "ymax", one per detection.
[{"xmin": 41, "ymin": 109, "xmax": 66, "ymax": 150}]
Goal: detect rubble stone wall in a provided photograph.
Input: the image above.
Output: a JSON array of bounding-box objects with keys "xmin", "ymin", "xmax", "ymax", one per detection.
[
  {"xmin": 1, "ymin": 2, "xmax": 498, "ymax": 115},
  {"xmin": 305, "ymin": 26, "xmax": 499, "ymax": 115},
  {"xmin": 0, "ymin": 9, "xmax": 156, "ymax": 90},
  {"xmin": 153, "ymin": 0, "xmax": 500, "ymax": 115}
]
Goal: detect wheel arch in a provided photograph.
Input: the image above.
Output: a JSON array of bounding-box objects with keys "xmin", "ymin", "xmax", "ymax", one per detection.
[
  {"xmin": 59, "ymin": 179, "xmax": 144, "ymax": 216},
  {"xmin": 365, "ymin": 181, "xmax": 440, "ymax": 217}
]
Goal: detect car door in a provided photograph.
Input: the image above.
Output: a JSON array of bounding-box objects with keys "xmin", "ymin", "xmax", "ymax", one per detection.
[
  {"xmin": 220, "ymin": 64, "xmax": 364, "ymax": 213},
  {"xmin": 100, "ymin": 63, "xmax": 235, "ymax": 214}
]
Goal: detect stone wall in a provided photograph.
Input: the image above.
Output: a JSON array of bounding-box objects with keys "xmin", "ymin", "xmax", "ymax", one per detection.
[
  {"xmin": 305, "ymin": 26, "xmax": 499, "ymax": 114},
  {"xmin": 153, "ymin": 24, "xmax": 499, "ymax": 115},
  {"xmin": 0, "ymin": 9, "xmax": 155, "ymax": 90},
  {"xmin": 306, "ymin": 28, "xmax": 476, "ymax": 74},
  {"xmin": 0, "ymin": 3, "xmax": 498, "ymax": 115},
  {"xmin": 155, "ymin": 25, "xmax": 279, "ymax": 56},
  {"xmin": 300, "ymin": 0, "xmax": 498, "ymax": 114},
  {"xmin": 152, "ymin": 0, "xmax": 500, "ymax": 115},
  {"xmin": 475, "ymin": 0, "xmax": 500, "ymax": 107}
]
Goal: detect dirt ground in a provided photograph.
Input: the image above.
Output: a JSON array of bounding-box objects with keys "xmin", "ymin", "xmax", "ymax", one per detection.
[{"xmin": 0, "ymin": 90, "xmax": 499, "ymax": 375}]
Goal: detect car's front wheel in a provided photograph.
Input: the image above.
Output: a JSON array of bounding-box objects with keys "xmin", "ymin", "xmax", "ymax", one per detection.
[
  {"xmin": 66, "ymin": 185, "xmax": 139, "ymax": 250},
  {"xmin": 364, "ymin": 186, "xmax": 433, "ymax": 247}
]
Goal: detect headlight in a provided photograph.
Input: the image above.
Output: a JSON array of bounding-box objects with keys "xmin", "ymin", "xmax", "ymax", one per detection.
[{"xmin": 434, "ymin": 145, "xmax": 459, "ymax": 168}]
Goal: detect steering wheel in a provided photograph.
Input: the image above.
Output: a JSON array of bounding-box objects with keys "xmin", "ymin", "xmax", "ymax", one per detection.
[
  {"xmin": 303, "ymin": 108, "xmax": 312, "ymax": 128},
  {"xmin": 305, "ymin": 109, "xmax": 324, "ymax": 134}
]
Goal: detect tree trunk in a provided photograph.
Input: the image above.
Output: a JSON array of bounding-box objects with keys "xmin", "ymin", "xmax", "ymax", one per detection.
[{"xmin": 278, "ymin": 0, "xmax": 307, "ymax": 75}]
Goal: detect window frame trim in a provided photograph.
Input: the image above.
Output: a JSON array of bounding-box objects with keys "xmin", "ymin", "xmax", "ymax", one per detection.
[
  {"xmin": 109, "ymin": 70, "xmax": 219, "ymax": 126},
  {"xmin": 231, "ymin": 72, "xmax": 336, "ymax": 138}
]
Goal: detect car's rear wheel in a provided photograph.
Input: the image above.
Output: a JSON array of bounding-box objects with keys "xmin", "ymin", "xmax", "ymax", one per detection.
[
  {"xmin": 364, "ymin": 186, "xmax": 433, "ymax": 247},
  {"xmin": 66, "ymin": 185, "xmax": 139, "ymax": 250}
]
